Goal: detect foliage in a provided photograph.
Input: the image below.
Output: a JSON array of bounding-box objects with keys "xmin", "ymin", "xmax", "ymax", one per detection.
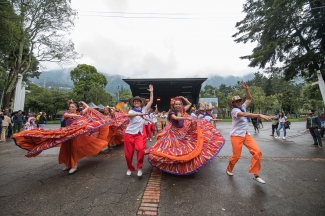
[
  {"xmin": 84, "ymin": 86, "xmax": 113, "ymax": 106},
  {"xmin": 199, "ymin": 71, "xmax": 323, "ymax": 115},
  {"xmin": 233, "ymin": 0, "xmax": 325, "ymax": 81},
  {"xmin": 0, "ymin": 0, "xmax": 79, "ymax": 109},
  {"xmin": 119, "ymin": 90, "xmax": 132, "ymax": 100},
  {"xmin": 24, "ymin": 83, "xmax": 72, "ymax": 119},
  {"xmin": 70, "ymin": 64, "xmax": 112, "ymax": 104}
]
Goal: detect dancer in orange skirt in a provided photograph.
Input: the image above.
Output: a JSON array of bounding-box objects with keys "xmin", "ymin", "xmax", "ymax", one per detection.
[
  {"xmin": 145, "ymin": 96, "xmax": 225, "ymax": 175},
  {"xmin": 102, "ymin": 106, "xmax": 129, "ymax": 151},
  {"xmin": 13, "ymin": 101, "xmax": 112, "ymax": 174}
]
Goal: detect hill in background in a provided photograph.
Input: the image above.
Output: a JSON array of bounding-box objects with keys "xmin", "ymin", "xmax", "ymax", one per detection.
[{"xmin": 30, "ymin": 69, "xmax": 255, "ymax": 94}]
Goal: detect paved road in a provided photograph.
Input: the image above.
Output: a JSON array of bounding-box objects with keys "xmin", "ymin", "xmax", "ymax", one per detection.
[{"xmin": 0, "ymin": 122, "xmax": 324, "ymax": 216}]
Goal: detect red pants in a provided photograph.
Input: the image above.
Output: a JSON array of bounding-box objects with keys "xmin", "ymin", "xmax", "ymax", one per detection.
[
  {"xmin": 227, "ymin": 134, "xmax": 262, "ymax": 175},
  {"xmin": 124, "ymin": 132, "xmax": 145, "ymax": 171},
  {"xmin": 145, "ymin": 124, "xmax": 152, "ymax": 138}
]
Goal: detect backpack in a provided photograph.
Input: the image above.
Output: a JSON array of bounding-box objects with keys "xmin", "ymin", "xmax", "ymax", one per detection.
[{"xmin": 284, "ymin": 121, "xmax": 291, "ymax": 129}]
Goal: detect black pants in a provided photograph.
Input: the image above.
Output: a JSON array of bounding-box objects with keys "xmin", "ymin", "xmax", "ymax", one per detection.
[
  {"xmin": 253, "ymin": 123, "xmax": 259, "ymax": 132},
  {"xmin": 13, "ymin": 122, "xmax": 22, "ymax": 133},
  {"xmin": 7, "ymin": 124, "xmax": 12, "ymax": 138},
  {"xmin": 310, "ymin": 128, "xmax": 323, "ymax": 146},
  {"xmin": 272, "ymin": 123, "xmax": 279, "ymax": 135}
]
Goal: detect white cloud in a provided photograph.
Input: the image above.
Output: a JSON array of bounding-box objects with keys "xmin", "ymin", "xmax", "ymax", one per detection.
[{"xmin": 42, "ymin": 0, "xmax": 257, "ymax": 78}]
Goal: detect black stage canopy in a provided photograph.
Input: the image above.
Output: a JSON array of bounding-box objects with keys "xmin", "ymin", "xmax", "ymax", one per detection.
[{"xmin": 122, "ymin": 78, "xmax": 207, "ymax": 112}]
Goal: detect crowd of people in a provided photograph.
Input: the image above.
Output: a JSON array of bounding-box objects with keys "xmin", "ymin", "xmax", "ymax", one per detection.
[{"xmin": 1, "ymin": 82, "xmax": 324, "ymax": 184}]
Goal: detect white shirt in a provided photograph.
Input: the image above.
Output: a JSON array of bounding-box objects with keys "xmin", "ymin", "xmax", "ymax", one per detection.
[
  {"xmin": 279, "ymin": 116, "xmax": 287, "ymax": 123},
  {"xmin": 198, "ymin": 113, "xmax": 205, "ymax": 120},
  {"xmin": 230, "ymin": 104, "xmax": 250, "ymax": 137},
  {"xmin": 160, "ymin": 114, "xmax": 168, "ymax": 122},
  {"xmin": 152, "ymin": 113, "xmax": 158, "ymax": 123},
  {"xmin": 203, "ymin": 115, "xmax": 213, "ymax": 124},
  {"xmin": 125, "ymin": 109, "xmax": 146, "ymax": 135},
  {"xmin": 191, "ymin": 112, "xmax": 197, "ymax": 118}
]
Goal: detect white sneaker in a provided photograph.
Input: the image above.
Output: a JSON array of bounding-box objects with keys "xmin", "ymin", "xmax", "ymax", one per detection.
[
  {"xmin": 282, "ymin": 137, "xmax": 286, "ymax": 140},
  {"xmin": 149, "ymin": 139, "xmax": 152, "ymax": 142},
  {"xmin": 226, "ymin": 170, "xmax": 233, "ymax": 176},
  {"xmin": 253, "ymin": 175, "xmax": 265, "ymax": 184},
  {"xmin": 275, "ymin": 136, "xmax": 279, "ymax": 139},
  {"xmin": 137, "ymin": 169, "xmax": 143, "ymax": 177},
  {"xmin": 101, "ymin": 146, "xmax": 108, "ymax": 152},
  {"xmin": 69, "ymin": 168, "xmax": 77, "ymax": 174},
  {"xmin": 126, "ymin": 170, "xmax": 132, "ymax": 176}
]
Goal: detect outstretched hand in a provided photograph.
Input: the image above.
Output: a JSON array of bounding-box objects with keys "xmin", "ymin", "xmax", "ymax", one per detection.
[
  {"xmin": 147, "ymin": 84, "xmax": 153, "ymax": 92},
  {"xmin": 261, "ymin": 114, "xmax": 273, "ymax": 121},
  {"xmin": 242, "ymin": 82, "xmax": 249, "ymax": 90}
]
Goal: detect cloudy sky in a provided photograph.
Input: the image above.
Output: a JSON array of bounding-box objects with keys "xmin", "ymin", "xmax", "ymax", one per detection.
[{"xmin": 45, "ymin": 0, "xmax": 257, "ymax": 78}]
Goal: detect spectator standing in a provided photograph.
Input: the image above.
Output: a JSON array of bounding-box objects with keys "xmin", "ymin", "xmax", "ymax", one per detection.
[
  {"xmin": 3, "ymin": 108, "xmax": 12, "ymax": 138},
  {"xmin": 251, "ymin": 116, "xmax": 259, "ymax": 133},
  {"xmin": 13, "ymin": 110, "xmax": 24, "ymax": 133},
  {"xmin": 275, "ymin": 112, "xmax": 288, "ymax": 140},
  {"xmin": 38, "ymin": 112, "xmax": 47, "ymax": 129},
  {"xmin": 152, "ymin": 105, "xmax": 159, "ymax": 135},
  {"xmin": 1, "ymin": 112, "xmax": 12, "ymax": 142},
  {"xmin": 160, "ymin": 111, "xmax": 168, "ymax": 130},
  {"xmin": 257, "ymin": 115, "xmax": 263, "ymax": 128},
  {"xmin": 306, "ymin": 109, "xmax": 322, "ymax": 147},
  {"xmin": 320, "ymin": 111, "xmax": 325, "ymax": 138},
  {"xmin": 36, "ymin": 112, "xmax": 42, "ymax": 128},
  {"xmin": 25, "ymin": 117, "xmax": 37, "ymax": 130},
  {"xmin": 270, "ymin": 112, "xmax": 279, "ymax": 136}
]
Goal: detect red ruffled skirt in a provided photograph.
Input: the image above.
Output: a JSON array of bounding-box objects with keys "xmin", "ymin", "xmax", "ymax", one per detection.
[
  {"xmin": 13, "ymin": 109, "xmax": 112, "ymax": 168},
  {"xmin": 145, "ymin": 119, "xmax": 225, "ymax": 175}
]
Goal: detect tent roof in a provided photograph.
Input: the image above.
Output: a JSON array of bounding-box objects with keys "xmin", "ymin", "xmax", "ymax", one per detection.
[
  {"xmin": 88, "ymin": 102, "xmax": 99, "ymax": 108},
  {"xmin": 122, "ymin": 78, "xmax": 207, "ymax": 112}
]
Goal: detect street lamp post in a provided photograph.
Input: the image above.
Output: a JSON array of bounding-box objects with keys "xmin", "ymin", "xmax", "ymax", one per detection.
[{"xmin": 117, "ymin": 86, "xmax": 120, "ymax": 102}]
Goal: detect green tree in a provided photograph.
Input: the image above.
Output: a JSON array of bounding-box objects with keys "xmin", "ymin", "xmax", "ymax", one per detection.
[
  {"xmin": 119, "ymin": 90, "xmax": 132, "ymax": 100},
  {"xmin": 25, "ymin": 83, "xmax": 72, "ymax": 119},
  {"xmin": 1, "ymin": 0, "xmax": 78, "ymax": 109},
  {"xmin": 70, "ymin": 64, "xmax": 108, "ymax": 102},
  {"xmin": 233, "ymin": 0, "xmax": 325, "ymax": 81},
  {"xmin": 85, "ymin": 86, "xmax": 113, "ymax": 106}
]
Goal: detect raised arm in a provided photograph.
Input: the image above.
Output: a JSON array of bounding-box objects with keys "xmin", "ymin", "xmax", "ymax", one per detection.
[
  {"xmin": 145, "ymin": 84, "xmax": 154, "ymax": 112},
  {"xmin": 154, "ymin": 104, "xmax": 158, "ymax": 114},
  {"xmin": 179, "ymin": 96, "xmax": 192, "ymax": 111},
  {"xmin": 242, "ymin": 82, "xmax": 252, "ymax": 107},
  {"xmin": 79, "ymin": 101, "xmax": 89, "ymax": 115}
]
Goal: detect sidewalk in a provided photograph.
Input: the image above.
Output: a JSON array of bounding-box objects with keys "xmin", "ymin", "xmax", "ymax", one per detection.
[{"xmin": 0, "ymin": 122, "xmax": 324, "ymax": 215}]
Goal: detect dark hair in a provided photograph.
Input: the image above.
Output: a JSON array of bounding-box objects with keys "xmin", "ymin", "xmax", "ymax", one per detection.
[
  {"xmin": 70, "ymin": 102, "xmax": 80, "ymax": 110},
  {"xmin": 310, "ymin": 109, "xmax": 315, "ymax": 113}
]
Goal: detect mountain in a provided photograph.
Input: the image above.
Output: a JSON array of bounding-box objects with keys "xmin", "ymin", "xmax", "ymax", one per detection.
[
  {"xmin": 30, "ymin": 69, "xmax": 255, "ymax": 93},
  {"xmin": 202, "ymin": 73, "xmax": 255, "ymax": 88},
  {"xmin": 30, "ymin": 68, "xmax": 130, "ymax": 94}
]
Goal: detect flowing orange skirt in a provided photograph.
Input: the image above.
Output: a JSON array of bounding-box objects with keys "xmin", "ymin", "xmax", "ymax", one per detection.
[
  {"xmin": 145, "ymin": 119, "xmax": 225, "ymax": 175},
  {"xmin": 59, "ymin": 126, "xmax": 109, "ymax": 168}
]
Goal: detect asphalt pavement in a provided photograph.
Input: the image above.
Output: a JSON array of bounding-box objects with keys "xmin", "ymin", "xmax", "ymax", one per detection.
[{"xmin": 0, "ymin": 122, "xmax": 324, "ymax": 216}]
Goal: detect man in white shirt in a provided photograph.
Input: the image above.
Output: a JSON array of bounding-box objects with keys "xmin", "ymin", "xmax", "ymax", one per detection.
[
  {"xmin": 226, "ymin": 82, "xmax": 272, "ymax": 184},
  {"xmin": 152, "ymin": 105, "xmax": 159, "ymax": 136},
  {"xmin": 124, "ymin": 85, "xmax": 153, "ymax": 177}
]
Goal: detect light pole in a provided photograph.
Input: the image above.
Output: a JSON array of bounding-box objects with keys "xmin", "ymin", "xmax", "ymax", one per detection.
[{"xmin": 117, "ymin": 86, "xmax": 120, "ymax": 102}]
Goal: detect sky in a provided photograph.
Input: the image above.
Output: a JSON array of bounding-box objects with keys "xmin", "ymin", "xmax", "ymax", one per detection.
[{"xmin": 44, "ymin": 0, "xmax": 257, "ymax": 78}]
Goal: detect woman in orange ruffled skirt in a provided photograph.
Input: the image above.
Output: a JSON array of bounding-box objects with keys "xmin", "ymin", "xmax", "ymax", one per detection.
[
  {"xmin": 13, "ymin": 101, "xmax": 112, "ymax": 174},
  {"xmin": 102, "ymin": 106, "xmax": 129, "ymax": 151},
  {"xmin": 145, "ymin": 96, "xmax": 225, "ymax": 175}
]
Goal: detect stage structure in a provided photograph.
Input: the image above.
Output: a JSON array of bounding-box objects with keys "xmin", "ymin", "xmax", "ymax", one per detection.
[{"xmin": 122, "ymin": 78, "xmax": 207, "ymax": 112}]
